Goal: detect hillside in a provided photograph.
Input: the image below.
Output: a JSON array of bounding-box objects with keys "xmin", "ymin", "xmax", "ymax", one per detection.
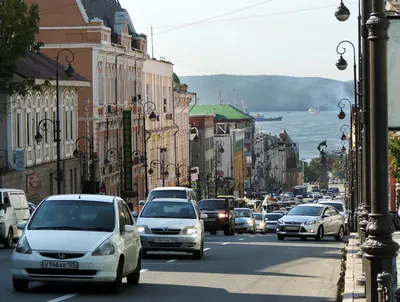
[{"xmin": 180, "ymin": 75, "xmax": 354, "ymax": 112}]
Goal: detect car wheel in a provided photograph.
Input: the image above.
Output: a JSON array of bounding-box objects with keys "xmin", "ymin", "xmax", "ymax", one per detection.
[
  {"xmin": 127, "ymin": 252, "xmax": 141, "ymax": 285},
  {"xmin": 193, "ymin": 241, "xmax": 204, "ymax": 260},
  {"xmin": 224, "ymin": 226, "xmax": 230, "ymax": 236},
  {"xmin": 4, "ymin": 228, "xmax": 13, "ymax": 249},
  {"xmin": 13, "ymin": 278, "xmax": 29, "ymax": 292},
  {"xmin": 230, "ymin": 226, "xmax": 235, "ymax": 236},
  {"xmin": 108, "ymin": 259, "xmax": 123, "ymax": 293},
  {"xmin": 277, "ymin": 234, "xmax": 285, "ymax": 240},
  {"xmin": 315, "ymin": 226, "xmax": 323, "ymax": 241},
  {"xmin": 335, "ymin": 226, "xmax": 345, "ymax": 242}
]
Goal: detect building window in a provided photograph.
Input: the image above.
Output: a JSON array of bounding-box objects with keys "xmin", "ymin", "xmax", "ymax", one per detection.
[
  {"xmin": 44, "ymin": 111, "xmax": 48, "ymax": 143},
  {"xmin": 245, "ymin": 132, "xmax": 250, "ymax": 139},
  {"xmin": 16, "ymin": 113, "xmax": 21, "ymax": 148},
  {"xmin": 70, "ymin": 111, "xmax": 73, "ymax": 140},
  {"xmin": 146, "ymin": 84, "xmax": 150, "ymax": 102},
  {"xmin": 163, "ymin": 98, "xmax": 167, "ymax": 113},
  {"xmin": 26, "ymin": 112, "xmax": 31, "ymax": 146},
  {"xmin": 65, "ymin": 111, "xmax": 68, "ymax": 140}
]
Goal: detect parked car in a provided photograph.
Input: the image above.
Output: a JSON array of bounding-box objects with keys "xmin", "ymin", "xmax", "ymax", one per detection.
[
  {"xmin": 0, "ymin": 189, "xmax": 30, "ymax": 248},
  {"xmin": 12, "ymin": 194, "xmax": 141, "ymax": 293},
  {"xmin": 147, "ymin": 187, "xmax": 198, "ymax": 204},
  {"xmin": 276, "ymin": 204, "xmax": 345, "ymax": 241},
  {"xmin": 137, "ymin": 198, "xmax": 206, "ymax": 259},
  {"xmin": 234, "ymin": 208, "xmax": 256, "ymax": 234},
  {"xmin": 318, "ymin": 200, "xmax": 350, "ymax": 234},
  {"xmin": 253, "ymin": 212, "xmax": 266, "ymax": 234},
  {"xmin": 198, "ymin": 199, "xmax": 235, "ymax": 236},
  {"xmin": 264, "ymin": 213, "xmax": 284, "ymax": 233}
]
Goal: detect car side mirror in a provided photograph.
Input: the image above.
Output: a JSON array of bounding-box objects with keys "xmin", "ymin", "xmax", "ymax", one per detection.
[
  {"xmin": 17, "ymin": 221, "xmax": 27, "ymax": 230},
  {"xmin": 131, "ymin": 211, "xmax": 138, "ymax": 218},
  {"xmin": 200, "ymin": 213, "xmax": 208, "ymax": 219},
  {"xmin": 346, "ymin": 210, "xmax": 352, "ymax": 214},
  {"xmin": 322, "ymin": 214, "xmax": 329, "ymax": 218},
  {"xmin": 139, "ymin": 200, "xmax": 146, "ymax": 206},
  {"xmin": 124, "ymin": 225, "xmax": 134, "ymax": 233}
]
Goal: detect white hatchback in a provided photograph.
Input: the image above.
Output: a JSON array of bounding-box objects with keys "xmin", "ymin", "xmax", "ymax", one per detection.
[{"xmin": 12, "ymin": 194, "xmax": 142, "ymax": 293}]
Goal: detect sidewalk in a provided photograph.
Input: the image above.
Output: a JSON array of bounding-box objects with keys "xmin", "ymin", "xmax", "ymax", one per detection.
[{"xmin": 343, "ymin": 232, "xmax": 400, "ymax": 301}]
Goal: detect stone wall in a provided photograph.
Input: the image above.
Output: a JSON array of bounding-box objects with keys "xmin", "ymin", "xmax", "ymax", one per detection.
[{"xmin": 0, "ymin": 158, "xmax": 81, "ymax": 203}]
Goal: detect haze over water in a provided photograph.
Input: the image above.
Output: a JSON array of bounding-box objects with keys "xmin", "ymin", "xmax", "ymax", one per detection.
[{"xmin": 254, "ymin": 110, "xmax": 351, "ymax": 161}]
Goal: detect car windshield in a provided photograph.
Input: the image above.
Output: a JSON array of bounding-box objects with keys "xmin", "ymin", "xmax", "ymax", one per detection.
[
  {"xmin": 287, "ymin": 206, "xmax": 323, "ymax": 216},
  {"xmin": 198, "ymin": 199, "xmax": 228, "ymax": 210},
  {"xmin": 235, "ymin": 210, "xmax": 251, "ymax": 217},
  {"xmin": 148, "ymin": 190, "xmax": 187, "ymax": 200},
  {"xmin": 265, "ymin": 213, "xmax": 283, "ymax": 220},
  {"xmin": 253, "ymin": 213, "xmax": 262, "ymax": 220},
  {"xmin": 140, "ymin": 201, "xmax": 196, "ymax": 219},
  {"xmin": 321, "ymin": 202, "xmax": 344, "ymax": 212},
  {"xmin": 28, "ymin": 200, "xmax": 115, "ymax": 232}
]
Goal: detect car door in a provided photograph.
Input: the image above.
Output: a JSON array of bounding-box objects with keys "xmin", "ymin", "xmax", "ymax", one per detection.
[
  {"xmin": 321, "ymin": 207, "xmax": 333, "ymax": 234},
  {"xmin": 121, "ymin": 201, "xmax": 140, "ymax": 265},
  {"xmin": 329, "ymin": 207, "xmax": 342, "ymax": 233},
  {"xmin": 117, "ymin": 201, "xmax": 135, "ymax": 273}
]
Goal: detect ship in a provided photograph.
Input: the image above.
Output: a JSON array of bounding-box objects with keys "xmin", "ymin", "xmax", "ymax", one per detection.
[
  {"xmin": 252, "ymin": 113, "xmax": 283, "ymax": 122},
  {"xmin": 308, "ymin": 106, "xmax": 320, "ymax": 113}
]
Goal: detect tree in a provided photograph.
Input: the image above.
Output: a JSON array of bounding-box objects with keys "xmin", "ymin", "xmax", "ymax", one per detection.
[
  {"xmin": 304, "ymin": 158, "xmax": 319, "ymax": 182},
  {"xmin": 0, "ymin": 0, "xmax": 43, "ymax": 96},
  {"xmin": 389, "ymin": 134, "xmax": 400, "ymax": 182}
]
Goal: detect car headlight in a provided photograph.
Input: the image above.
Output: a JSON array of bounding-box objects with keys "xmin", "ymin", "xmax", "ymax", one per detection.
[
  {"xmin": 180, "ymin": 226, "xmax": 199, "ymax": 235},
  {"xmin": 15, "ymin": 235, "xmax": 32, "ymax": 254},
  {"xmin": 92, "ymin": 238, "xmax": 115, "ymax": 256},
  {"xmin": 304, "ymin": 220, "xmax": 317, "ymax": 225},
  {"xmin": 247, "ymin": 219, "xmax": 253, "ymax": 224},
  {"xmin": 137, "ymin": 225, "xmax": 151, "ymax": 234},
  {"xmin": 218, "ymin": 213, "xmax": 228, "ymax": 218}
]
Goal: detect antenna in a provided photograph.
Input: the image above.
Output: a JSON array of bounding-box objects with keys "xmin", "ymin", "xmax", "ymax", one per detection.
[{"xmin": 151, "ymin": 26, "xmax": 154, "ymax": 59}]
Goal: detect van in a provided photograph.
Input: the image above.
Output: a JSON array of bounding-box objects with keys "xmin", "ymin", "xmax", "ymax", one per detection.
[
  {"xmin": 0, "ymin": 189, "xmax": 30, "ymax": 248},
  {"xmin": 147, "ymin": 187, "xmax": 198, "ymax": 204}
]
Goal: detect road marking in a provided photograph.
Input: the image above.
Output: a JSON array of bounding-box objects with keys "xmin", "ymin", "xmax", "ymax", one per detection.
[
  {"xmin": 239, "ymin": 238, "xmax": 244, "ymax": 241},
  {"xmin": 203, "ymin": 248, "xmax": 211, "ymax": 251},
  {"xmin": 47, "ymin": 293, "xmax": 79, "ymax": 302},
  {"xmin": 167, "ymin": 259, "xmax": 177, "ymax": 263},
  {"xmin": 250, "ymin": 235, "xmax": 255, "ymax": 238},
  {"xmin": 140, "ymin": 269, "xmax": 149, "ymax": 273},
  {"xmin": 222, "ymin": 242, "xmax": 229, "ymax": 245}
]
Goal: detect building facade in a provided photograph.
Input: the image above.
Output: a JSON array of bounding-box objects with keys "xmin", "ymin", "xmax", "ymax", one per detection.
[
  {"xmin": 0, "ymin": 51, "xmax": 89, "ymax": 201},
  {"xmin": 27, "ymin": 0, "xmax": 149, "ymax": 206}
]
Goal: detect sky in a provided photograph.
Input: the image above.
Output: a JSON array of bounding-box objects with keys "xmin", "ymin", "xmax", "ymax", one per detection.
[{"xmin": 119, "ymin": 0, "xmax": 359, "ymax": 82}]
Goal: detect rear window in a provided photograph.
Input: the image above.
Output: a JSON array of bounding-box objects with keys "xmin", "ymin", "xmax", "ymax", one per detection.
[
  {"xmin": 148, "ymin": 190, "xmax": 187, "ymax": 200},
  {"xmin": 198, "ymin": 199, "xmax": 228, "ymax": 210}
]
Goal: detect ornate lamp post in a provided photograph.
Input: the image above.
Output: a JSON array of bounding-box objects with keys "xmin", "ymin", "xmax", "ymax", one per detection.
[
  {"xmin": 335, "ymin": 0, "xmax": 351, "ymax": 21},
  {"xmin": 176, "ymin": 164, "xmax": 189, "ymax": 186},
  {"xmin": 104, "ymin": 148, "xmax": 123, "ymax": 196},
  {"xmin": 148, "ymin": 160, "xmax": 167, "ymax": 187},
  {"xmin": 214, "ymin": 141, "xmax": 225, "ymax": 197},
  {"xmin": 34, "ymin": 49, "xmax": 75, "ymax": 194}
]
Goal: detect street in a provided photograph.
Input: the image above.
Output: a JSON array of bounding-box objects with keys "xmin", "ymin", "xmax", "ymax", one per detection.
[{"xmin": 0, "ymin": 233, "xmax": 344, "ymax": 302}]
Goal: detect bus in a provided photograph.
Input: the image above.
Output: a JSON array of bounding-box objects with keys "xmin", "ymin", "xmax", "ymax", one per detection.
[{"xmin": 292, "ymin": 185, "xmax": 308, "ymax": 197}]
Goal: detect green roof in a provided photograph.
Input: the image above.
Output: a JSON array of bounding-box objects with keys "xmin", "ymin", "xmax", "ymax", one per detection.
[{"xmin": 189, "ymin": 104, "xmax": 254, "ymax": 121}]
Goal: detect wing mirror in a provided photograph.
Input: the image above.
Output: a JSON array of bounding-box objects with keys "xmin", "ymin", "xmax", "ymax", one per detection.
[
  {"xmin": 124, "ymin": 225, "xmax": 135, "ymax": 233},
  {"xmin": 131, "ymin": 211, "xmax": 138, "ymax": 218},
  {"xmin": 139, "ymin": 200, "xmax": 146, "ymax": 206},
  {"xmin": 346, "ymin": 210, "xmax": 352, "ymax": 214},
  {"xmin": 17, "ymin": 221, "xmax": 27, "ymax": 230},
  {"xmin": 200, "ymin": 213, "xmax": 208, "ymax": 219},
  {"xmin": 322, "ymin": 214, "xmax": 329, "ymax": 219}
]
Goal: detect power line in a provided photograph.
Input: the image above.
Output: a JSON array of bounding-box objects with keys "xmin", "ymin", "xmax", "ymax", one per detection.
[
  {"xmin": 154, "ymin": 0, "xmax": 274, "ymax": 35},
  {"xmin": 148, "ymin": 2, "xmax": 357, "ymax": 33}
]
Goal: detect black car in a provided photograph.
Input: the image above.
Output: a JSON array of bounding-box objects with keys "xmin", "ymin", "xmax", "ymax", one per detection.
[{"xmin": 198, "ymin": 199, "xmax": 235, "ymax": 236}]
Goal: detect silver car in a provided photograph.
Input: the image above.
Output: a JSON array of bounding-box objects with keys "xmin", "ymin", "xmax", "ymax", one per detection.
[
  {"xmin": 234, "ymin": 208, "xmax": 255, "ymax": 234},
  {"xmin": 137, "ymin": 198, "xmax": 207, "ymax": 259},
  {"xmin": 317, "ymin": 200, "xmax": 350, "ymax": 235},
  {"xmin": 252, "ymin": 212, "xmax": 266, "ymax": 234},
  {"xmin": 276, "ymin": 204, "xmax": 345, "ymax": 241}
]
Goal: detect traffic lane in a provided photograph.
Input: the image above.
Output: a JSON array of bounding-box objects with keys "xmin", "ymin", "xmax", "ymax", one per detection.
[
  {"xmin": 0, "ymin": 247, "xmax": 83, "ymax": 302},
  {"xmin": 68, "ymin": 234, "xmax": 344, "ymax": 302}
]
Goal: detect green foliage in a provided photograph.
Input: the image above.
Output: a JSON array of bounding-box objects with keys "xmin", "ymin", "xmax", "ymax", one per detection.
[
  {"xmin": 304, "ymin": 158, "xmax": 319, "ymax": 182},
  {"xmin": 331, "ymin": 158, "xmax": 346, "ymax": 179},
  {"xmin": 389, "ymin": 135, "xmax": 400, "ymax": 182},
  {"xmin": 0, "ymin": 0, "xmax": 43, "ymax": 96}
]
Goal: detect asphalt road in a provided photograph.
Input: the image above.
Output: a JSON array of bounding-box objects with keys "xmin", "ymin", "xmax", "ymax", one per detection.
[{"xmin": 0, "ymin": 233, "xmax": 345, "ymax": 302}]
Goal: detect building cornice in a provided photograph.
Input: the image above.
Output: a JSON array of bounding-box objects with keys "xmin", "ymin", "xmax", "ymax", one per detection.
[{"xmin": 35, "ymin": 79, "xmax": 91, "ymax": 87}]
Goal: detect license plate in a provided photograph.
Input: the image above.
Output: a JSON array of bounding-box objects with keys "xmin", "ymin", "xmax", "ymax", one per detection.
[
  {"xmin": 154, "ymin": 237, "xmax": 177, "ymax": 243},
  {"xmin": 286, "ymin": 226, "xmax": 299, "ymax": 231},
  {"xmin": 205, "ymin": 218, "xmax": 216, "ymax": 222},
  {"xmin": 42, "ymin": 261, "xmax": 78, "ymax": 269},
  {"xmin": 267, "ymin": 225, "xmax": 276, "ymax": 228}
]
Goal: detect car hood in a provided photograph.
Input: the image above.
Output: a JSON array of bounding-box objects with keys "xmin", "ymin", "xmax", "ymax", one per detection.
[
  {"xmin": 26, "ymin": 230, "xmax": 112, "ymax": 252},
  {"xmin": 266, "ymin": 220, "xmax": 279, "ymax": 224},
  {"xmin": 254, "ymin": 220, "xmax": 264, "ymax": 225},
  {"xmin": 137, "ymin": 218, "xmax": 197, "ymax": 229},
  {"xmin": 235, "ymin": 217, "xmax": 252, "ymax": 223},
  {"xmin": 281, "ymin": 215, "xmax": 319, "ymax": 223}
]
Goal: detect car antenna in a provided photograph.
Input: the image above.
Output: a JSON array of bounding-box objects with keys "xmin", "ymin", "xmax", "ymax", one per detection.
[{"xmin": 78, "ymin": 183, "xmax": 85, "ymax": 199}]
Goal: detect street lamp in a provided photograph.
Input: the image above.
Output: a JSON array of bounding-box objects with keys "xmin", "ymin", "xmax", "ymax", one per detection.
[
  {"xmin": 190, "ymin": 127, "xmax": 200, "ymax": 143},
  {"xmin": 214, "ymin": 141, "xmax": 225, "ymax": 197},
  {"xmin": 340, "ymin": 124, "xmax": 351, "ymax": 141},
  {"xmin": 133, "ymin": 100, "xmax": 157, "ymax": 197},
  {"xmin": 34, "ymin": 48, "xmax": 75, "ymax": 194},
  {"xmin": 337, "ymin": 98, "xmax": 352, "ymax": 120},
  {"xmin": 104, "ymin": 148, "xmax": 123, "ymax": 196},
  {"xmin": 131, "ymin": 150, "xmax": 145, "ymax": 166},
  {"xmin": 335, "ymin": 0, "xmax": 351, "ymax": 22},
  {"xmin": 72, "ymin": 136, "xmax": 96, "ymax": 194},
  {"xmin": 176, "ymin": 164, "xmax": 190, "ymax": 186},
  {"xmin": 148, "ymin": 160, "xmax": 167, "ymax": 187}
]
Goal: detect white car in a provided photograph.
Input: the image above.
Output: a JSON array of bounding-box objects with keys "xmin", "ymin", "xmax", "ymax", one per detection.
[
  {"xmin": 12, "ymin": 194, "xmax": 142, "ymax": 293},
  {"xmin": 276, "ymin": 204, "xmax": 345, "ymax": 241},
  {"xmin": 318, "ymin": 200, "xmax": 350, "ymax": 234},
  {"xmin": 137, "ymin": 198, "xmax": 206, "ymax": 259}
]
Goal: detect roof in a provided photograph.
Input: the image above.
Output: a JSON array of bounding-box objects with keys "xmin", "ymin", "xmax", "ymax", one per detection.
[
  {"xmin": 15, "ymin": 51, "xmax": 89, "ymax": 82},
  {"xmin": 173, "ymin": 73, "xmax": 180, "ymax": 84},
  {"xmin": 81, "ymin": 0, "xmax": 136, "ymax": 35},
  {"xmin": 44, "ymin": 194, "xmax": 116, "ymax": 203},
  {"xmin": 189, "ymin": 104, "xmax": 254, "ymax": 121},
  {"xmin": 148, "ymin": 198, "xmax": 193, "ymax": 203},
  {"xmin": 151, "ymin": 187, "xmax": 190, "ymax": 191}
]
